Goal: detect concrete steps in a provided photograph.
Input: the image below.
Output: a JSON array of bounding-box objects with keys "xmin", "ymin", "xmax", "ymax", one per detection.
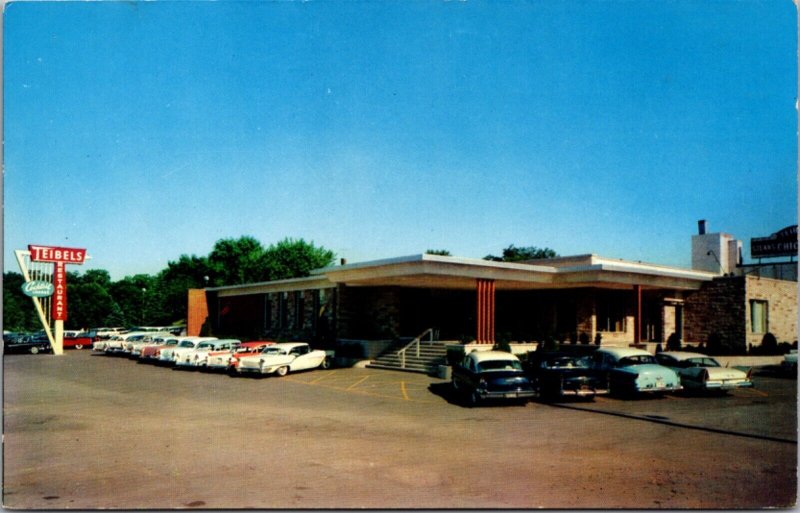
[{"xmin": 366, "ymin": 340, "xmax": 449, "ymax": 375}]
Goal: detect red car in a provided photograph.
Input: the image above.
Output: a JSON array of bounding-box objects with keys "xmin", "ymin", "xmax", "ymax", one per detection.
[{"xmin": 205, "ymin": 341, "xmax": 276, "ymax": 373}]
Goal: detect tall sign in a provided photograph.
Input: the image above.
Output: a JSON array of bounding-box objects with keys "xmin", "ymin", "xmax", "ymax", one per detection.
[
  {"xmin": 751, "ymin": 226, "xmax": 798, "ymax": 259},
  {"xmin": 15, "ymin": 245, "xmax": 88, "ymax": 355}
]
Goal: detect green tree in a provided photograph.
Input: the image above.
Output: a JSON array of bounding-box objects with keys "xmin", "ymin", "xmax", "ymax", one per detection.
[
  {"xmin": 261, "ymin": 238, "xmax": 336, "ymax": 281},
  {"xmin": 2, "ymin": 272, "xmax": 39, "ymax": 331},
  {"xmin": 425, "ymin": 249, "xmax": 451, "ymax": 256},
  {"xmin": 209, "ymin": 236, "xmax": 267, "ymax": 285},
  {"xmin": 484, "ymin": 244, "xmax": 559, "ymax": 262}
]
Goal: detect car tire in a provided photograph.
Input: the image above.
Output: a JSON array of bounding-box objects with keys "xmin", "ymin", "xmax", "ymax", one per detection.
[
  {"xmin": 276, "ymin": 366, "xmax": 289, "ymax": 377},
  {"xmin": 30, "ymin": 346, "xmax": 39, "ymax": 355},
  {"xmin": 321, "ymin": 357, "xmax": 331, "ymax": 370},
  {"xmin": 74, "ymin": 344, "xmax": 84, "ymax": 350}
]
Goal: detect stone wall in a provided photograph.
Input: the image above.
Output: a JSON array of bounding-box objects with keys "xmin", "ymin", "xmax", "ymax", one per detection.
[
  {"xmin": 337, "ymin": 286, "xmax": 402, "ymax": 339},
  {"xmin": 745, "ymin": 276, "xmax": 797, "ymax": 346},
  {"xmin": 683, "ymin": 277, "xmax": 747, "ymax": 350}
]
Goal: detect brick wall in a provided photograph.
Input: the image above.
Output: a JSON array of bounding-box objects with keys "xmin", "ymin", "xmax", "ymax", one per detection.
[
  {"xmin": 745, "ymin": 276, "xmax": 797, "ymax": 346},
  {"xmin": 187, "ymin": 289, "xmax": 208, "ymax": 336}
]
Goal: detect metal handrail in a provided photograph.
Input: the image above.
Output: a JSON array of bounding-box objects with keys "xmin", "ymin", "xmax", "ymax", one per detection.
[{"xmin": 397, "ymin": 328, "xmax": 436, "ymax": 368}]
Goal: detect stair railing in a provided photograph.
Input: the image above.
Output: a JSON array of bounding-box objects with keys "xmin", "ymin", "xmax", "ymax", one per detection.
[{"xmin": 397, "ymin": 328, "xmax": 436, "ymax": 369}]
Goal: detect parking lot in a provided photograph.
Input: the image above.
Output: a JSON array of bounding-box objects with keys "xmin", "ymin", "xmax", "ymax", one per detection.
[{"xmin": 3, "ymin": 350, "xmax": 797, "ymax": 509}]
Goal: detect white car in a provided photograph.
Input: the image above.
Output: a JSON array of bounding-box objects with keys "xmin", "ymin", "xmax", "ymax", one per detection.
[
  {"xmin": 205, "ymin": 341, "xmax": 275, "ymax": 372},
  {"xmin": 174, "ymin": 339, "xmax": 240, "ymax": 369},
  {"xmin": 655, "ymin": 351, "xmax": 753, "ymax": 391},
  {"xmin": 126, "ymin": 332, "xmax": 174, "ymax": 355},
  {"xmin": 237, "ymin": 342, "xmax": 331, "ymax": 376},
  {"xmin": 130, "ymin": 333, "xmax": 175, "ymax": 358},
  {"xmin": 159, "ymin": 336, "xmax": 217, "ymax": 365},
  {"xmin": 104, "ymin": 332, "xmax": 150, "ymax": 354}
]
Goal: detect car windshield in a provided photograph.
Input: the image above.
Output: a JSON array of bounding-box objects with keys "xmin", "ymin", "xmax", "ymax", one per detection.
[
  {"xmin": 685, "ymin": 357, "xmax": 720, "ymax": 368},
  {"xmin": 197, "ymin": 343, "xmax": 214, "ymax": 349},
  {"xmin": 477, "ymin": 359, "xmax": 522, "ymax": 372},
  {"xmin": 617, "ymin": 355, "xmax": 657, "ymax": 366},
  {"xmin": 261, "ymin": 347, "xmax": 282, "ymax": 355},
  {"xmin": 178, "ymin": 341, "xmax": 195, "ymax": 348},
  {"xmin": 165, "ymin": 340, "xmax": 179, "ymax": 346},
  {"xmin": 543, "ymin": 356, "xmax": 590, "ymax": 369}
]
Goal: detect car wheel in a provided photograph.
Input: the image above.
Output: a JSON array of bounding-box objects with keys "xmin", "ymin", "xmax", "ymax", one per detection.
[
  {"xmin": 321, "ymin": 357, "xmax": 331, "ymax": 369},
  {"xmin": 276, "ymin": 366, "xmax": 289, "ymax": 377},
  {"xmin": 30, "ymin": 346, "xmax": 39, "ymax": 355},
  {"xmin": 74, "ymin": 344, "xmax": 84, "ymax": 350}
]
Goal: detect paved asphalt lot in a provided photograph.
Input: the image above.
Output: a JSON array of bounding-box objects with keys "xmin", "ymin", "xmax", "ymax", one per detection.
[{"xmin": 3, "ymin": 350, "xmax": 797, "ymax": 509}]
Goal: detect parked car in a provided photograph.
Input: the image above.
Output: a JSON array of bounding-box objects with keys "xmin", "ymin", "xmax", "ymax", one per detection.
[
  {"xmin": 126, "ymin": 332, "xmax": 174, "ymax": 356},
  {"xmin": 174, "ymin": 339, "xmax": 240, "ymax": 369},
  {"xmin": 451, "ymin": 350, "xmax": 536, "ymax": 406},
  {"xmin": 655, "ymin": 351, "xmax": 753, "ymax": 392},
  {"xmin": 140, "ymin": 336, "xmax": 185, "ymax": 362},
  {"xmin": 94, "ymin": 327, "xmax": 127, "ymax": 339},
  {"xmin": 591, "ymin": 347, "xmax": 682, "ymax": 396},
  {"xmin": 4, "ymin": 333, "xmax": 52, "ymax": 354},
  {"xmin": 104, "ymin": 332, "xmax": 149, "ymax": 354},
  {"xmin": 524, "ymin": 351, "xmax": 609, "ymax": 400},
  {"xmin": 236, "ymin": 342, "xmax": 332, "ymax": 376},
  {"xmin": 159, "ymin": 337, "xmax": 217, "ymax": 365},
  {"xmin": 781, "ymin": 350, "xmax": 797, "ymax": 373},
  {"xmin": 63, "ymin": 330, "xmax": 95, "ymax": 350},
  {"xmin": 205, "ymin": 341, "xmax": 276, "ymax": 373}
]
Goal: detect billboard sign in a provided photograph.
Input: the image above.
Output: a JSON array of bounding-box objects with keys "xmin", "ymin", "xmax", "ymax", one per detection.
[
  {"xmin": 28, "ymin": 245, "xmax": 87, "ymax": 264},
  {"xmin": 751, "ymin": 225, "xmax": 798, "ymax": 259}
]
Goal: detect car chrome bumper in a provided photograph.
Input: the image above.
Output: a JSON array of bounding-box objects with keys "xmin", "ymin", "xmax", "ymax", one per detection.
[{"xmin": 478, "ymin": 390, "xmax": 536, "ymax": 400}]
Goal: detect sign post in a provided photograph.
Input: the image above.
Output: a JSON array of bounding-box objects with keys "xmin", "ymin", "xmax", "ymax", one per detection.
[{"xmin": 16, "ymin": 245, "xmax": 88, "ymax": 355}]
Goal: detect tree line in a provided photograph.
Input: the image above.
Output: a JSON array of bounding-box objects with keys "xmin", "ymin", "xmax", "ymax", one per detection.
[{"xmin": 3, "ymin": 236, "xmax": 336, "ymax": 332}]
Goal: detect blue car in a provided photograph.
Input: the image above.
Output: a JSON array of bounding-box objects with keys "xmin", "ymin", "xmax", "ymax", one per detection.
[{"xmin": 591, "ymin": 347, "xmax": 682, "ymax": 396}]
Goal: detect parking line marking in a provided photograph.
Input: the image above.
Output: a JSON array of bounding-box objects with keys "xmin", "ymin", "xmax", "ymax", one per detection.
[
  {"xmin": 346, "ymin": 375, "xmax": 370, "ymax": 390},
  {"xmin": 400, "ymin": 381, "xmax": 409, "ymax": 400},
  {"xmin": 309, "ymin": 371, "xmax": 336, "ymax": 384}
]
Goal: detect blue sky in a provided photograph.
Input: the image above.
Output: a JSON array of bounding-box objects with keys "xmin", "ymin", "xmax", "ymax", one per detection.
[{"xmin": 4, "ymin": 0, "xmax": 797, "ymax": 280}]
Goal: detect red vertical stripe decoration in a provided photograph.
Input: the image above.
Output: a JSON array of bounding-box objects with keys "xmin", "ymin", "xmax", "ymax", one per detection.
[
  {"xmin": 475, "ymin": 279, "xmax": 496, "ymax": 344},
  {"xmin": 634, "ymin": 284, "xmax": 642, "ymax": 344}
]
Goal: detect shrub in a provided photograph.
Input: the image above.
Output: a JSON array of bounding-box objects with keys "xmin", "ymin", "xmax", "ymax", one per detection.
[
  {"xmin": 579, "ymin": 332, "xmax": 590, "ymax": 345},
  {"xmin": 493, "ymin": 340, "xmax": 512, "ymax": 353},
  {"xmin": 666, "ymin": 332, "xmax": 681, "ymax": 351},
  {"xmin": 761, "ymin": 332, "xmax": 778, "ymax": 354},
  {"xmin": 539, "ymin": 335, "xmax": 559, "ymax": 352},
  {"xmin": 594, "ymin": 333, "xmax": 603, "ymax": 346},
  {"xmin": 569, "ymin": 332, "xmax": 578, "ymax": 345}
]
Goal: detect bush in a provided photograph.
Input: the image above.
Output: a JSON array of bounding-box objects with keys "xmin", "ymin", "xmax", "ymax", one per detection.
[
  {"xmin": 579, "ymin": 332, "xmax": 590, "ymax": 345},
  {"xmin": 594, "ymin": 333, "xmax": 603, "ymax": 346},
  {"xmin": 539, "ymin": 336, "xmax": 559, "ymax": 352},
  {"xmin": 666, "ymin": 332, "xmax": 681, "ymax": 351},
  {"xmin": 761, "ymin": 332, "xmax": 778, "ymax": 354},
  {"xmin": 493, "ymin": 340, "xmax": 512, "ymax": 353}
]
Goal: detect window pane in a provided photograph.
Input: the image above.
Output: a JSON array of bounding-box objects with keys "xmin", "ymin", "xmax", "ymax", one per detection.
[{"xmin": 751, "ymin": 300, "xmax": 768, "ymax": 333}]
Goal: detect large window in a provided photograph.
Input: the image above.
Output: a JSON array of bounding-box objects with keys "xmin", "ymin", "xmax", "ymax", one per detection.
[
  {"xmin": 597, "ymin": 294, "xmax": 627, "ymax": 333},
  {"xmin": 750, "ymin": 300, "xmax": 768, "ymax": 334}
]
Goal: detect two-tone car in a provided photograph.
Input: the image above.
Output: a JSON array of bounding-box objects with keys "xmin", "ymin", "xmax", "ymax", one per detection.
[
  {"xmin": 103, "ymin": 332, "xmax": 150, "ymax": 355},
  {"xmin": 158, "ymin": 337, "xmax": 217, "ymax": 365},
  {"xmin": 205, "ymin": 341, "xmax": 276, "ymax": 373},
  {"xmin": 591, "ymin": 347, "xmax": 682, "ymax": 396},
  {"xmin": 236, "ymin": 342, "xmax": 331, "ymax": 376},
  {"xmin": 655, "ymin": 351, "xmax": 753, "ymax": 392},
  {"xmin": 451, "ymin": 350, "xmax": 536, "ymax": 406},
  {"xmin": 174, "ymin": 339, "xmax": 240, "ymax": 369},
  {"xmin": 139, "ymin": 336, "xmax": 185, "ymax": 362},
  {"xmin": 127, "ymin": 332, "xmax": 175, "ymax": 357}
]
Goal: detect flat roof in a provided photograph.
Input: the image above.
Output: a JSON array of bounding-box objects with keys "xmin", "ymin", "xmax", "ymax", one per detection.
[{"xmin": 207, "ymin": 252, "xmax": 719, "ymax": 296}]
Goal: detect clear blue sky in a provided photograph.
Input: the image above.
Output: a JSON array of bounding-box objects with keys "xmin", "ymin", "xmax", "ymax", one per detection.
[{"xmin": 4, "ymin": 0, "xmax": 797, "ymax": 280}]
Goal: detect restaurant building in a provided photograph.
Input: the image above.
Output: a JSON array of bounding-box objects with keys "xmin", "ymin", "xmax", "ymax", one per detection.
[{"xmin": 187, "ymin": 223, "xmax": 797, "ymax": 362}]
